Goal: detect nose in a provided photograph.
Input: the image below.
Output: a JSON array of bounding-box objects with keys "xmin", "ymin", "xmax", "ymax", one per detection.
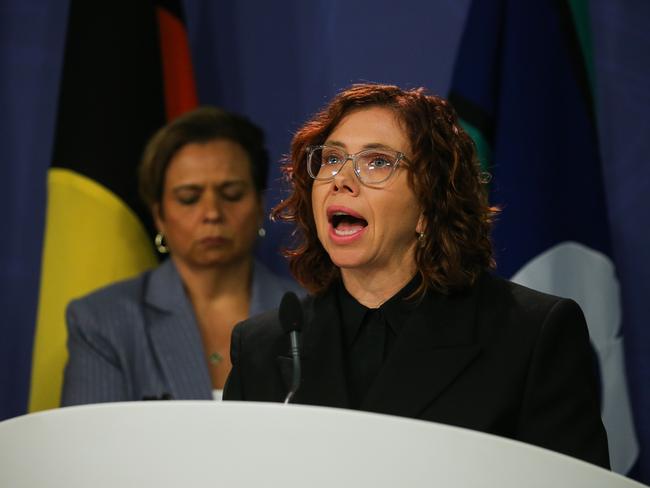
[
  {"xmin": 331, "ymin": 157, "xmax": 359, "ymax": 195},
  {"xmin": 203, "ymin": 192, "xmax": 224, "ymax": 222}
]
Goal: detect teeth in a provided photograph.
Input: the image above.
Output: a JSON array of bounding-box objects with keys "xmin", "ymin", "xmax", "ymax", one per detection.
[{"xmin": 334, "ymin": 226, "xmax": 363, "ymax": 236}]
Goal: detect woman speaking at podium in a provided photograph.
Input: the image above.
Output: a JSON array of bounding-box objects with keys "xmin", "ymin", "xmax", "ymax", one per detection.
[{"xmin": 224, "ymin": 84, "xmax": 610, "ymax": 468}]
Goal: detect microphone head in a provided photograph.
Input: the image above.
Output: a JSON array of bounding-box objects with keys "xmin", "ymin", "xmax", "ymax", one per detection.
[{"xmin": 279, "ymin": 291, "xmax": 303, "ymax": 334}]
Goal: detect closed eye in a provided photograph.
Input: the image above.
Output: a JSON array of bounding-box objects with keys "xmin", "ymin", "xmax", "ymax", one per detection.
[
  {"xmin": 173, "ymin": 186, "xmax": 202, "ymax": 205},
  {"xmin": 219, "ymin": 182, "xmax": 248, "ymax": 202}
]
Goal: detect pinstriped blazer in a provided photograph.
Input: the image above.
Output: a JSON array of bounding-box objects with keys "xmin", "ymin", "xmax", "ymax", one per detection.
[{"xmin": 61, "ymin": 258, "xmax": 302, "ymax": 406}]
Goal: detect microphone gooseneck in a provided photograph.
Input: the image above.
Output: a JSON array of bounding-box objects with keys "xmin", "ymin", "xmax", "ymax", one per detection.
[{"xmin": 279, "ymin": 292, "xmax": 303, "ymax": 404}]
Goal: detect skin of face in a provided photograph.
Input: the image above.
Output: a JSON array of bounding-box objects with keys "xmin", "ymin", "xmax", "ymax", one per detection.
[
  {"xmin": 311, "ymin": 106, "xmax": 425, "ymax": 283},
  {"xmin": 154, "ymin": 139, "xmax": 263, "ymax": 271}
]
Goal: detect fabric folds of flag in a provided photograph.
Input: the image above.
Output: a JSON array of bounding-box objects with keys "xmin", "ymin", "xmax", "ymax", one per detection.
[
  {"xmin": 449, "ymin": 0, "xmax": 638, "ymax": 475},
  {"xmin": 29, "ymin": 0, "xmax": 198, "ymax": 412}
]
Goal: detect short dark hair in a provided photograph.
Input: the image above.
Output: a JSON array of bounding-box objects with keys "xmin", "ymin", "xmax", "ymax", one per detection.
[
  {"xmin": 139, "ymin": 106, "xmax": 269, "ymax": 208},
  {"xmin": 272, "ymin": 83, "xmax": 498, "ymax": 296}
]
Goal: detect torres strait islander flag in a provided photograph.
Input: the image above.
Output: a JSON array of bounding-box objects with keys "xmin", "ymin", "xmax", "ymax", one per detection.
[
  {"xmin": 28, "ymin": 0, "xmax": 198, "ymax": 412},
  {"xmin": 449, "ymin": 0, "xmax": 638, "ymax": 474}
]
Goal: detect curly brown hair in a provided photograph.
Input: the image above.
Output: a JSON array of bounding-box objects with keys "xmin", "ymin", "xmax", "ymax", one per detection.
[{"xmin": 272, "ymin": 83, "xmax": 498, "ymax": 296}]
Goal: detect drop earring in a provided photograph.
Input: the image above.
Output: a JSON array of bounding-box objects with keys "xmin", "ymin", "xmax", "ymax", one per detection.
[{"xmin": 154, "ymin": 232, "xmax": 168, "ymax": 254}]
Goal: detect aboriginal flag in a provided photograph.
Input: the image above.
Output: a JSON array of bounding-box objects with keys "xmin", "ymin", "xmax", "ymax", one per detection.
[{"xmin": 28, "ymin": 0, "xmax": 198, "ymax": 412}]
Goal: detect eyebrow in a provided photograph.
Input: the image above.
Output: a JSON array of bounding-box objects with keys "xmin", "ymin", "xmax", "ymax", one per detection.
[
  {"xmin": 171, "ymin": 180, "xmax": 248, "ymax": 193},
  {"xmin": 172, "ymin": 184, "xmax": 202, "ymax": 193},
  {"xmin": 324, "ymin": 140, "xmax": 400, "ymax": 152}
]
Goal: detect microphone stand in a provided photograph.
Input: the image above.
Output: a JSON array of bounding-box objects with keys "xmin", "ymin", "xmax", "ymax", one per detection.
[{"xmin": 284, "ymin": 330, "xmax": 301, "ymax": 404}]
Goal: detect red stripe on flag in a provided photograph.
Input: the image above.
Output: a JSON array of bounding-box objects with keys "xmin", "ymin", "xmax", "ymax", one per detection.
[{"xmin": 156, "ymin": 6, "xmax": 198, "ymax": 120}]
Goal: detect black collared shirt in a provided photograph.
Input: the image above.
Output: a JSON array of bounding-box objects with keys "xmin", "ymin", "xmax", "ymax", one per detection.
[{"xmin": 337, "ymin": 276, "xmax": 421, "ymax": 408}]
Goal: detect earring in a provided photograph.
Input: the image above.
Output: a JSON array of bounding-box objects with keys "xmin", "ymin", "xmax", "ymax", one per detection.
[
  {"xmin": 417, "ymin": 231, "xmax": 426, "ymax": 247},
  {"xmin": 258, "ymin": 227, "xmax": 266, "ymax": 238},
  {"xmin": 154, "ymin": 232, "xmax": 169, "ymax": 254}
]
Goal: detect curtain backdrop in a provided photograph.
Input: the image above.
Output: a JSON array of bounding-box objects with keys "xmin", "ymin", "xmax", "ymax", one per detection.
[{"xmin": 1, "ymin": 0, "xmax": 647, "ymax": 482}]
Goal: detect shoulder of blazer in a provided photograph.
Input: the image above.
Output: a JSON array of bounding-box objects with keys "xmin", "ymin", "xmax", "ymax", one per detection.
[
  {"xmin": 471, "ymin": 272, "xmax": 580, "ymax": 342},
  {"xmin": 477, "ymin": 272, "xmax": 564, "ymax": 307},
  {"xmin": 476, "ymin": 272, "xmax": 567, "ymax": 312},
  {"xmin": 234, "ymin": 293, "xmax": 320, "ymax": 356},
  {"xmin": 68, "ymin": 269, "xmax": 152, "ymax": 314},
  {"xmin": 65, "ymin": 266, "xmax": 157, "ymax": 336}
]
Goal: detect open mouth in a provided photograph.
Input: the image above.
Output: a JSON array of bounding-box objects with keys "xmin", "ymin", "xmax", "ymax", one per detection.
[{"xmin": 328, "ymin": 208, "xmax": 368, "ymax": 236}]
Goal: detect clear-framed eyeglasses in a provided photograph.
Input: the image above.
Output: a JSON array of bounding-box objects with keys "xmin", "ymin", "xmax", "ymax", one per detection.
[{"xmin": 306, "ymin": 145, "xmax": 409, "ymax": 185}]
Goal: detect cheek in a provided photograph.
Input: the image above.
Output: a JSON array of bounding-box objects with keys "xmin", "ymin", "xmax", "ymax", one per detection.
[
  {"xmin": 229, "ymin": 199, "xmax": 261, "ymax": 233},
  {"xmin": 376, "ymin": 191, "xmax": 419, "ymax": 237},
  {"xmin": 159, "ymin": 213, "xmax": 195, "ymax": 252},
  {"xmin": 160, "ymin": 202, "xmax": 193, "ymax": 230},
  {"xmin": 167, "ymin": 215, "xmax": 194, "ymax": 237},
  {"xmin": 311, "ymin": 187, "xmax": 328, "ymax": 232},
  {"xmin": 314, "ymin": 213, "xmax": 328, "ymax": 241}
]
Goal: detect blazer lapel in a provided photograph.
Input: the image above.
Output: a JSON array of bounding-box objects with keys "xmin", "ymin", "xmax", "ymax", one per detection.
[
  {"xmin": 144, "ymin": 259, "xmax": 212, "ymax": 400},
  {"xmin": 279, "ymin": 290, "xmax": 351, "ymax": 409},
  {"xmin": 362, "ymin": 285, "xmax": 482, "ymax": 418}
]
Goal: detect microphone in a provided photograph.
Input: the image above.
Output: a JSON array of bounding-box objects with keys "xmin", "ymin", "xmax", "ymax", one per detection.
[{"xmin": 279, "ymin": 291, "xmax": 303, "ymax": 404}]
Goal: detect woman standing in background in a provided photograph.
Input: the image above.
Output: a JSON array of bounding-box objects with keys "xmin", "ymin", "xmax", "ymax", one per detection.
[{"xmin": 62, "ymin": 107, "xmax": 302, "ymax": 403}]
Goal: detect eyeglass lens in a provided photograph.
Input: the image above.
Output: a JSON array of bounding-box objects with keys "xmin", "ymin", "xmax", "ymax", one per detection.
[{"xmin": 309, "ymin": 147, "xmax": 398, "ymax": 183}]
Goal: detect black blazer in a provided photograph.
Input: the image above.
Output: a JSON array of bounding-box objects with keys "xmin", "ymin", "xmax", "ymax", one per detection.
[{"xmin": 224, "ymin": 272, "xmax": 610, "ymax": 469}]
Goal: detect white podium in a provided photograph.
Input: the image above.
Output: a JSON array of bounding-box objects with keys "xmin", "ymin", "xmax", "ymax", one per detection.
[{"xmin": 0, "ymin": 401, "xmax": 644, "ymax": 487}]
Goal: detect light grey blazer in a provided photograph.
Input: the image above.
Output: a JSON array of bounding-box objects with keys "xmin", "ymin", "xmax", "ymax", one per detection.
[{"xmin": 61, "ymin": 259, "xmax": 303, "ymax": 406}]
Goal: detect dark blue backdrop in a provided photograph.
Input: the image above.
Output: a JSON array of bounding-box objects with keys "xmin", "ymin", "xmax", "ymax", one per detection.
[
  {"xmin": 1, "ymin": 0, "xmax": 648, "ymax": 482},
  {"xmin": 183, "ymin": 0, "xmax": 469, "ymax": 270},
  {"xmin": 0, "ymin": 0, "xmax": 69, "ymax": 423}
]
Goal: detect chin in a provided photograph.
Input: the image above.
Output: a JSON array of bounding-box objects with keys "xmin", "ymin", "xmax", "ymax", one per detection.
[
  {"xmin": 190, "ymin": 251, "xmax": 236, "ymax": 268},
  {"xmin": 327, "ymin": 250, "xmax": 367, "ymax": 271}
]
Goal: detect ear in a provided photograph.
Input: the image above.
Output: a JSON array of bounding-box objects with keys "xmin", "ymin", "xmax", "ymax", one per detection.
[
  {"xmin": 415, "ymin": 212, "xmax": 427, "ymax": 235},
  {"xmin": 152, "ymin": 203, "xmax": 165, "ymax": 234}
]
